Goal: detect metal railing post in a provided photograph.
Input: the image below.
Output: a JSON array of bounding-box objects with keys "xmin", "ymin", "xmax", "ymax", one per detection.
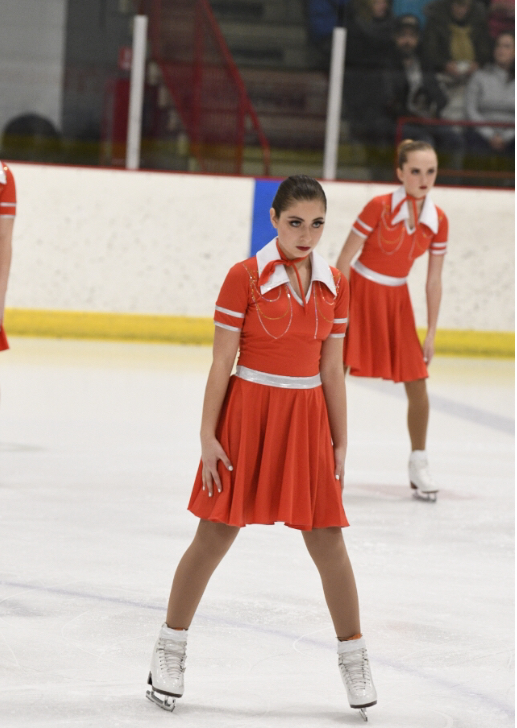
[
  {"xmin": 126, "ymin": 15, "xmax": 148, "ymax": 170},
  {"xmin": 323, "ymin": 26, "xmax": 346, "ymax": 180}
]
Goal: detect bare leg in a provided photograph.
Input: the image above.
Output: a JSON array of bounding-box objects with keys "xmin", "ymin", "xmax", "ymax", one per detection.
[
  {"xmin": 166, "ymin": 520, "xmax": 240, "ymax": 629},
  {"xmin": 302, "ymin": 527, "xmax": 360, "ymax": 640},
  {"xmin": 404, "ymin": 378, "xmax": 429, "ymax": 451}
]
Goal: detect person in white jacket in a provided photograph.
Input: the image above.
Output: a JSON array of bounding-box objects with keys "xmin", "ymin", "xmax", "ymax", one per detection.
[{"xmin": 465, "ymin": 31, "xmax": 515, "ymax": 154}]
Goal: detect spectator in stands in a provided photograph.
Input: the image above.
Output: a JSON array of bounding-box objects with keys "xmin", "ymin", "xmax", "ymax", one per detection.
[
  {"xmin": 384, "ymin": 15, "xmax": 447, "ymax": 121},
  {"xmin": 344, "ymin": 0, "xmax": 395, "ymax": 70},
  {"xmin": 422, "ymin": 0, "xmax": 492, "ymax": 119},
  {"xmin": 487, "ymin": 0, "xmax": 515, "ymax": 39},
  {"xmin": 306, "ymin": 0, "xmax": 350, "ymax": 68},
  {"xmin": 465, "ymin": 31, "xmax": 515, "ymax": 153},
  {"xmin": 383, "ymin": 15, "xmax": 463, "ymax": 155},
  {"xmin": 342, "ymin": 0, "xmax": 396, "ymax": 141}
]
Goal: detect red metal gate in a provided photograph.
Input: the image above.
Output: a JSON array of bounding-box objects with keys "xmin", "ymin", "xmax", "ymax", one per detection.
[{"xmin": 140, "ymin": 0, "xmax": 270, "ymax": 175}]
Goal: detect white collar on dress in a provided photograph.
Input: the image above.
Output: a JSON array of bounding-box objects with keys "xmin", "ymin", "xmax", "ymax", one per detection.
[
  {"xmin": 256, "ymin": 238, "xmax": 337, "ymax": 297},
  {"xmin": 391, "ymin": 185, "xmax": 439, "ymax": 234},
  {"xmin": 0, "ymin": 162, "xmax": 6, "ymax": 186}
]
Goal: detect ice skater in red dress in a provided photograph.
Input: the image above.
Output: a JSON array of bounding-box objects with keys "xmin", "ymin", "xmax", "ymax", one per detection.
[
  {"xmin": 336, "ymin": 140, "xmax": 448, "ymax": 501},
  {"xmin": 146, "ymin": 176, "xmax": 376, "ymax": 721},
  {"xmin": 0, "ymin": 161, "xmax": 16, "ymax": 353}
]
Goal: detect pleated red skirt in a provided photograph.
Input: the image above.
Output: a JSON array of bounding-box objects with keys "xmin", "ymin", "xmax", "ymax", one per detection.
[
  {"xmin": 344, "ymin": 268, "xmax": 428, "ymax": 383},
  {"xmin": 0, "ymin": 325, "xmax": 9, "ymax": 352},
  {"xmin": 188, "ymin": 376, "xmax": 349, "ymax": 531}
]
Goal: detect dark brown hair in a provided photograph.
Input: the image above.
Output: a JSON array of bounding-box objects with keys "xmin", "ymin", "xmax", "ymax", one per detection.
[
  {"xmin": 271, "ymin": 175, "xmax": 327, "ymax": 218},
  {"xmin": 397, "ymin": 139, "xmax": 437, "ymax": 168}
]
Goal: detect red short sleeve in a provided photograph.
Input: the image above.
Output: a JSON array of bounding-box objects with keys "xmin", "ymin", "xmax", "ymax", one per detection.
[
  {"xmin": 328, "ymin": 269, "xmax": 349, "ymax": 339},
  {"xmin": 0, "ymin": 163, "xmax": 16, "ymax": 218},
  {"xmin": 429, "ymin": 209, "xmax": 448, "ymax": 256},
  {"xmin": 214, "ymin": 262, "xmax": 250, "ymax": 332},
  {"xmin": 352, "ymin": 197, "xmax": 383, "ymax": 238}
]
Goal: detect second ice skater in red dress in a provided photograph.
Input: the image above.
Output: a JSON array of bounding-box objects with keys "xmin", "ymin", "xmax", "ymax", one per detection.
[
  {"xmin": 146, "ymin": 175, "xmax": 377, "ymax": 721},
  {"xmin": 336, "ymin": 140, "xmax": 449, "ymax": 501}
]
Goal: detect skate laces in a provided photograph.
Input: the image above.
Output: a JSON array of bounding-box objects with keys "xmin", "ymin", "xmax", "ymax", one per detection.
[
  {"xmin": 157, "ymin": 637, "xmax": 187, "ymax": 679},
  {"xmin": 339, "ymin": 649, "xmax": 372, "ymax": 692}
]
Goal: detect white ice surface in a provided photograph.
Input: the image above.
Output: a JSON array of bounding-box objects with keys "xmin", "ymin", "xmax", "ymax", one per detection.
[{"xmin": 0, "ymin": 338, "xmax": 514, "ymax": 728}]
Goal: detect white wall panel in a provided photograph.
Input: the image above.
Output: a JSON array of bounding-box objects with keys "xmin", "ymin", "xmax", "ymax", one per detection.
[
  {"xmin": 7, "ymin": 163, "xmax": 514, "ymax": 331},
  {"xmin": 9, "ymin": 164, "xmax": 254, "ymax": 316}
]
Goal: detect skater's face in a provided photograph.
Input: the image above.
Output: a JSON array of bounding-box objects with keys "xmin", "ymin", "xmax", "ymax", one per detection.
[
  {"xmin": 270, "ymin": 199, "xmax": 326, "ymax": 260},
  {"xmin": 396, "ymin": 149, "xmax": 438, "ymax": 199}
]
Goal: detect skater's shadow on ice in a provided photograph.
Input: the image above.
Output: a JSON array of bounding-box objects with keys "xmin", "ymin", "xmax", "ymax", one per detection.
[{"xmin": 175, "ymin": 703, "xmax": 361, "ymax": 724}]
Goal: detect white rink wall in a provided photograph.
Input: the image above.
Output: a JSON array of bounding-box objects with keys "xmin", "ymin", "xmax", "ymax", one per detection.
[{"xmin": 8, "ymin": 162, "xmax": 515, "ymax": 331}]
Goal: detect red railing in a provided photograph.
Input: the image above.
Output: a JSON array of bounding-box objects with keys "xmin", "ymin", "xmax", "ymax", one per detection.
[
  {"xmin": 140, "ymin": 0, "xmax": 270, "ymax": 175},
  {"xmin": 396, "ymin": 116, "xmax": 515, "ymax": 183}
]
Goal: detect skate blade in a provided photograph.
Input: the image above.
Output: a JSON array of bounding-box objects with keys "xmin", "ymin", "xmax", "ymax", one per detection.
[
  {"xmin": 411, "ymin": 483, "xmax": 438, "ymax": 502},
  {"xmin": 359, "ymin": 707, "xmax": 368, "ymax": 721},
  {"xmin": 146, "ymin": 689, "xmax": 176, "ymax": 712}
]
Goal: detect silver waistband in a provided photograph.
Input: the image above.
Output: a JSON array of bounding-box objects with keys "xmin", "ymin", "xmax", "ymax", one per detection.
[
  {"xmin": 235, "ymin": 365, "xmax": 321, "ymax": 389},
  {"xmin": 352, "ymin": 260, "xmax": 408, "ymax": 287}
]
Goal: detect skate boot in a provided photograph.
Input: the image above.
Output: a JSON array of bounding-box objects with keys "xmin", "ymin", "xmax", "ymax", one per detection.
[
  {"xmin": 146, "ymin": 624, "xmax": 188, "ymax": 712},
  {"xmin": 409, "ymin": 450, "xmax": 439, "ymax": 501},
  {"xmin": 338, "ymin": 636, "xmax": 377, "ymax": 722}
]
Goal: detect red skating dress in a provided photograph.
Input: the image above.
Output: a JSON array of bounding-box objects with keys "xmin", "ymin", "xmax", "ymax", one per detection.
[
  {"xmin": 344, "ymin": 186, "xmax": 448, "ymax": 383},
  {"xmin": 0, "ymin": 162, "xmax": 16, "ymax": 351},
  {"xmin": 188, "ymin": 238, "xmax": 350, "ymax": 531}
]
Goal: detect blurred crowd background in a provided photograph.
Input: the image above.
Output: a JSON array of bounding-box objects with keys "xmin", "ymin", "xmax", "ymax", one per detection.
[{"xmin": 0, "ymin": 0, "xmax": 514, "ymax": 186}]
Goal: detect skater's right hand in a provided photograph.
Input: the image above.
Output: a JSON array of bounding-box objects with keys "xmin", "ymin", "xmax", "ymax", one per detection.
[
  {"xmin": 200, "ymin": 436, "xmax": 233, "ymax": 497},
  {"xmin": 334, "ymin": 444, "xmax": 346, "ymax": 493}
]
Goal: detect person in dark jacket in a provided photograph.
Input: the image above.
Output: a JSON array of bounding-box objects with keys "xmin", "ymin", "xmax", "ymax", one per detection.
[
  {"xmin": 343, "ymin": 0, "xmax": 396, "ymax": 141},
  {"xmin": 384, "ymin": 15, "xmax": 447, "ymax": 121},
  {"xmin": 383, "ymin": 15, "xmax": 463, "ymax": 153}
]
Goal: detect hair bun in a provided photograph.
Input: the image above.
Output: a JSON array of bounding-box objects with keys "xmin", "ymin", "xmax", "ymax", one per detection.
[{"xmin": 397, "ymin": 139, "xmax": 436, "ymax": 168}]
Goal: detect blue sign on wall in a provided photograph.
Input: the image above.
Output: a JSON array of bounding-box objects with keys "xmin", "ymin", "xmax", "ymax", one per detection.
[{"xmin": 250, "ymin": 179, "xmax": 282, "ymax": 256}]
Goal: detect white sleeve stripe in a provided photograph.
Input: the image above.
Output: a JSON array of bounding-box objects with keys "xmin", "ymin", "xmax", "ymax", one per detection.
[
  {"xmin": 329, "ymin": 333, "xmax": 346, "ymax": 338},
  {"xmin": 0, "ymin": 202, "xmax": 16, "ymax": 207},
  {"xmin": 333, "ymin": 318, "xmax": 348, "ymax": 324},
  {"xmin": 215, "ymin": 305, "xmax": 245, "ymax": 318},
  {"xmin": 430, "ymin": 242, "xmax": 447, "ymax": 247},
  {"xmin": 356, "ymin": 217, "xmax": 373, "ymax": 231},
  {"xmin": 352, "ymin": 226, "xmax": 368, "ymax": 239},
  {"xmin": 0, "ymin": 214, "xmax": 15, "ymax": 218},
  {"xmin": 214, "ymin": 321, "xmax": 241, "ymax": 332},
  {"xmin": 430, "ymin": 250, "xmax": 447, "ymax": 255}
]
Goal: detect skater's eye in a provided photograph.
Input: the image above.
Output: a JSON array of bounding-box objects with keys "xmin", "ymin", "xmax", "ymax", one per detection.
[
  {"xmin": 289, "ymin": 219, "xmax": 301, "ymax": 227},
  {"xmin": 312, "ymin": 220, "xmax": 324, "ymax": 228}
]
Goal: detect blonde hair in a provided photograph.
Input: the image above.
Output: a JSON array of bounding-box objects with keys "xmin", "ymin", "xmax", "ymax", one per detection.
[{"xmin": 397, "ymin": 139, "xmax": 436, "ymax": 168}]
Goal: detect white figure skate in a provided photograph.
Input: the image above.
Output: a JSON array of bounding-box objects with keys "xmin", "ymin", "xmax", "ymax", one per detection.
[
  {"xmin": 409, "ymin": 450, "xmax": 439, "ymax": 502},
  {"xmin": 146, "ymin": 624, "xmax": 188, "ymax": 712},
  {"xmin": 338, "ymin": 636, "xmax": 377, "ymax": 722}
]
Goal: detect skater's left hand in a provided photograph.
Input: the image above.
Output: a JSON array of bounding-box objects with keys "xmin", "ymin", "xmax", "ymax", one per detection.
[
  {"xmin": 334, "ymin": 445, "xmax": 346, "ymax": 492},
  {"xmin": 423, "ymin": 334, "xmax": 435, "ymax": 365}
]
